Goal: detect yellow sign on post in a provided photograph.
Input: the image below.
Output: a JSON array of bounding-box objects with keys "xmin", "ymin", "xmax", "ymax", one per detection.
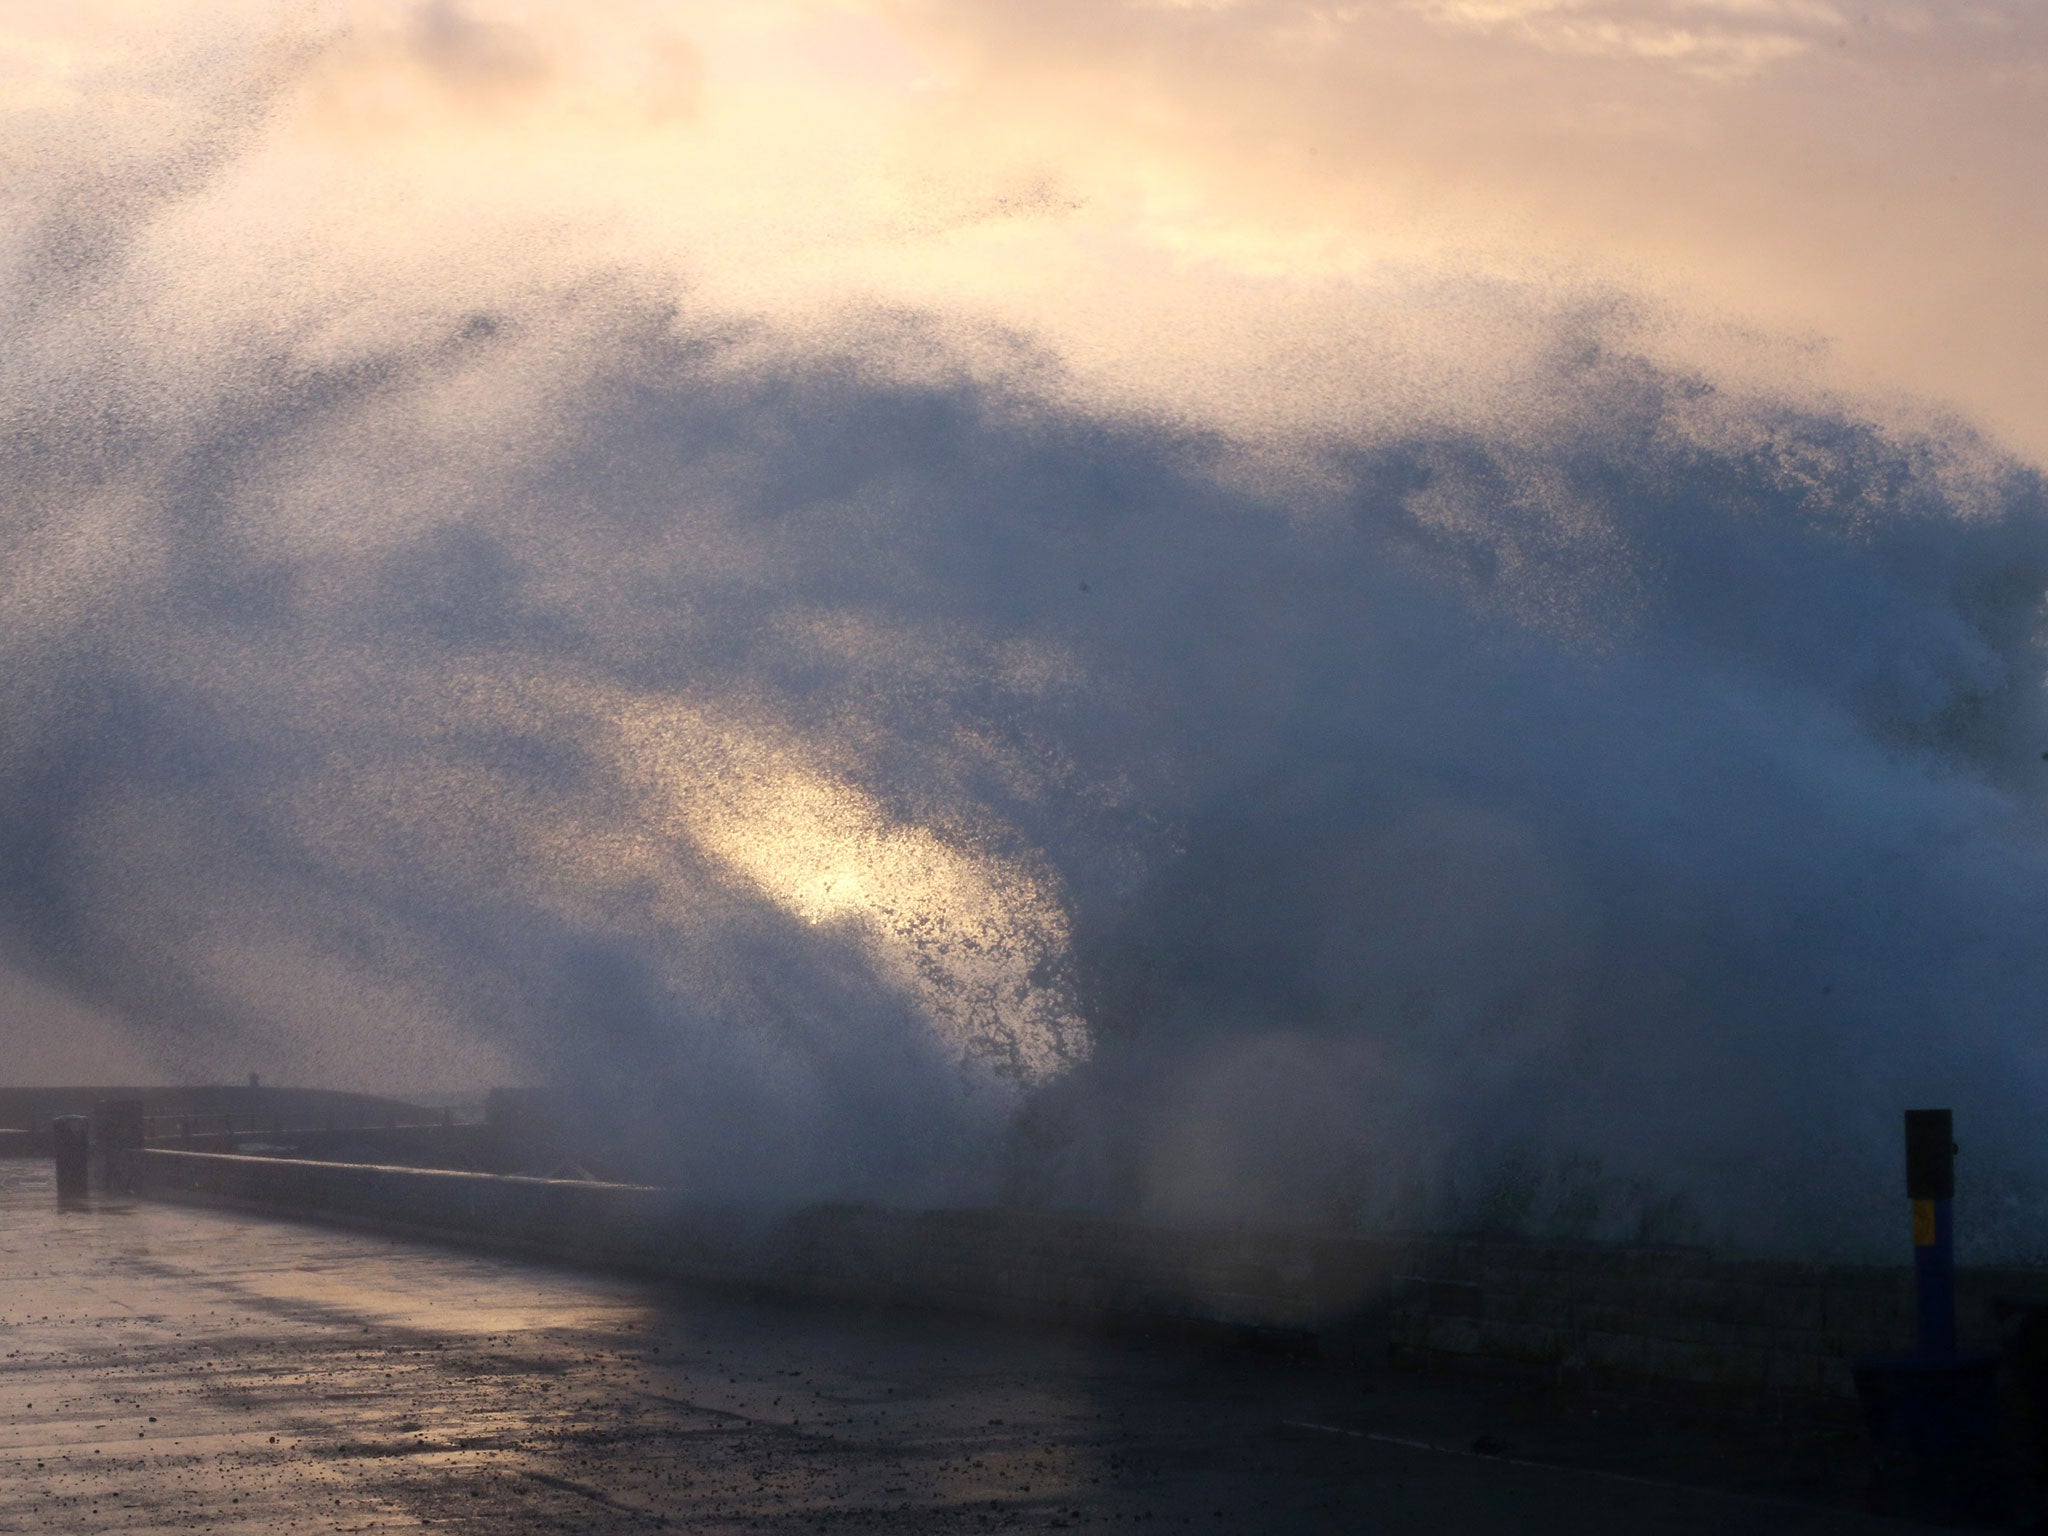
[{"xmin": 1912, "ymin": 1198, "xmax": 1937, "ymax": 1247}]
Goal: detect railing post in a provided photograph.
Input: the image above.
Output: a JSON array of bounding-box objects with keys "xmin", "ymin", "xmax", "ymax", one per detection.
[
  {"xmin": 52, "ymin": 1115, "xmax": 90, "ymax": 1201},
  {"xmin": 90, "ymin": 1099, "xmax": 144, "ymax": 1194}
]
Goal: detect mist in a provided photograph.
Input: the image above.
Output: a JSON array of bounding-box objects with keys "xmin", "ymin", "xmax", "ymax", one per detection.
[{"xmin": 3, "ymin": 0, "xmax": 2046, "ymax": 1258}]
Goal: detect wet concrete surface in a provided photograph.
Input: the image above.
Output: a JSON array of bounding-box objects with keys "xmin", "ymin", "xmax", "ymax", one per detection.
[{"xmin": 0, "ymin": 1162, "xmax": 1935, "ymax": 1533}]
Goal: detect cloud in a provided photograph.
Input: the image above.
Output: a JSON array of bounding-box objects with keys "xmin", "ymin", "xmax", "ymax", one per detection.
[{"xmin": 1402, "ymin": 0, "xmax": 1836, "ymax": 75}]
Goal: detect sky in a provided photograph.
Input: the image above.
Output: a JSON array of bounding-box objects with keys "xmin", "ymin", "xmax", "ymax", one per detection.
[
  {"xmin": 3, "ymin": 0, "xmax": 2046, "ymax": 1254},
  {"xmin": 7, "ymin": 0, "xmax": 2046, "ymax": 453}
]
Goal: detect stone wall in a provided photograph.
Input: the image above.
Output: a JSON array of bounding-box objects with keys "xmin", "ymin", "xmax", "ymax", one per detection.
[
  {"xmin": 135, "ymin": 1149, "xmax": 759, "ymax": 1278},
  {"xmin": 133, "ymin": 1149, "xmax": 2045, "ymax": 1406},
  {"xmin": 135, "ymin": 1150, "xmax": 1401, "ymax": 1347}
]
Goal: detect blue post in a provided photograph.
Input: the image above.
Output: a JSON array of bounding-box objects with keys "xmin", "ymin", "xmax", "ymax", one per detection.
[
  {"xmin": 1913, "ymin": 1195, "xmax": 1956, "ymax": 1356},
  {"xmin": 1852, "ymin": 1109, "xmax": 2002, "ymax": 1522},
  {"xmin": 1904, "ymin": 1108, "xmax": 1956, "ymax": 1358}
]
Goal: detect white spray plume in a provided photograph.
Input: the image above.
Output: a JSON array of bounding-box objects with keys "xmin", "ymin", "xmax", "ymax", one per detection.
[{"xmin": 3, "ymin": 0, "xmax": 2046, "ymax": 1251}]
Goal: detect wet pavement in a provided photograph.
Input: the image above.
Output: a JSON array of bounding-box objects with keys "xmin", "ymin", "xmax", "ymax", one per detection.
[{"xmin": 0, "ymin": 1162, "xmax": 1934, "ymax": 1533}]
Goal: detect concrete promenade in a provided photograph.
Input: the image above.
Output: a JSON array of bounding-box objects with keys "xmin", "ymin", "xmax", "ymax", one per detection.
[{"xmin": 0, "ymin": 1163, "xmax": 1933, "ymax": 1533}]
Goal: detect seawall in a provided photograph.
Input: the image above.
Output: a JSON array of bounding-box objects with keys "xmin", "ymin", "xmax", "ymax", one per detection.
[{"xmin": 132, "ymin": 1149, "xmax": 2047, "ymax": 1407}]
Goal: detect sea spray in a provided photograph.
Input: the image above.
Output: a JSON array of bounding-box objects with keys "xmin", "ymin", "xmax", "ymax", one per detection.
[{"xmin": 3, "ymin": 3, "xmax": 2047, "ymax": 1257}]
